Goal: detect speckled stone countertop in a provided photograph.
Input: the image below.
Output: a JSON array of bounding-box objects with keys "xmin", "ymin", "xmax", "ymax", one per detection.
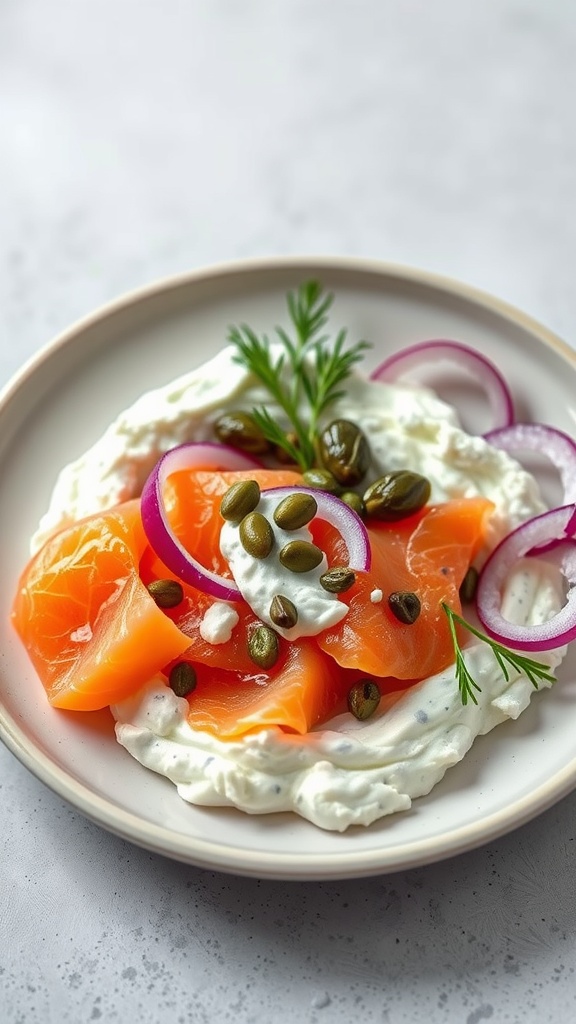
[{"xmin": 2, "ymin": 2, "xmax": 576, "ymax": 1021}]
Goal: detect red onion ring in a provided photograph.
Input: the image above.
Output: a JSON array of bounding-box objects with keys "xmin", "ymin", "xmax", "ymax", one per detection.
[
  {"xmin": 484, "ymin": 423, "xmax": 576, "ymax": 505},
  {"xmin": 476, "ymin": 504, "xmax": 576, "ymax": 651},
  {"xmin": 140, "ymin": 443, "xmax": 259, "ymax": 601},
  {"xmin": 261, "ymin": 486, "xmax": 371, "ymax": 571},
  {"xmin": 153, "ymin": 441, "xmax": 264, "ymax": 473},
  {"xmin": 370, "ymin": 339, "xmax": 514, "ymax": 432}
]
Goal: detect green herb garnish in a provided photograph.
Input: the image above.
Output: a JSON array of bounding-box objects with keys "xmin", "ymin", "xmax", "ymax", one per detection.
[
  {"xmin": 227, "ymin": 281, "xmax": 370, "ymax": 471},
  {"xmin": 442, "ymin": 602, "xmax": 556, "ymax": 706}
]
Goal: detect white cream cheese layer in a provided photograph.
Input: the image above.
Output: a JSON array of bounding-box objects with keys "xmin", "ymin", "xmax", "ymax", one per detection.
[
  {"xmin": 32, "ymin": 344, "xmax": 564, "ymax": 830},
  {"xmin": 112, "ymin": 561, "xmax": 564, "ymax": 832}
]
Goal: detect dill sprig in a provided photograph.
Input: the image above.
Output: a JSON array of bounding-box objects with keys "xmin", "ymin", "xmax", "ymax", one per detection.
[
  {"xmin": 227, "ymin": 281, "xmax": 370, "ymax": 471},
  {"xmin": 442, "ymin": 602, "xmax": 557, "ymax": 706}
]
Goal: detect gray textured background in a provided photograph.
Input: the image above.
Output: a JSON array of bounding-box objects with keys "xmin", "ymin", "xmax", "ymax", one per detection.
[{"xmin": 2, "ymin": 2, "xmax": 576, "ymax": 1021}]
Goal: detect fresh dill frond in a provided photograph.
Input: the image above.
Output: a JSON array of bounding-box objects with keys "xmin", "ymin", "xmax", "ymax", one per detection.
[
  {"xmin": 227, "ymin": 281, "xmax": 370, "ymax": 469},
  {"xmin": 249, "ymin": 406, "xmax": 309, "ymax": 470},
  {"xmin": 441, "ymin": 602, "xmax": 557, "ymax": 706},
  {"xmin": 308, "ymin": 329, "xmax": 371, "ymax": 438}
]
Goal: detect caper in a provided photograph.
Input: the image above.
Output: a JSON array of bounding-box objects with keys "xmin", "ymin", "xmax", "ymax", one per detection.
[
  {"xmin": 270, "ymin": 594, "xmax": 299, "ymax": 629},
  {"xmin": 220, "ymin": 479, "xmax": 261, "ymax": 523},
  {"xmin": 347, "ymin": 679, "xmax": 381, "ymax": 721},
  {"xmin": 147, "ymin": 578, "xmax": 184, "ymax": 609},
  {"xmin": 239, "ymin": 511, "xmax": 274, "ymax": 559},
  {"xmin": 319, "ymin": 566, "xmax": 356, "ymax": 593},
  {"xmin": 301, "ymin": 468, "xmax": 341, "ymax": 494},
  {"xmin": 388, "ymin": 590, "xmax": 421, "ymax": 624},
  {"xmin": 214, "ymin": 411, "xmax": 271, "ymax": 455},
  {"xmin": 278, "ymin": 540, "xmax": 324, "ymax": 573},
  {"xmin": 273, "ymin": 492, "xmax": 318, "ymax": 531},
  {"xmin": 339, "ymin": 491, "xmax": 365, "ymax": 517},
  {"xmin": 459, "ymin": 566, "xmax": 479, "ymax": 603},
  {"xmin": 169, "ymin": 661, "xmax": 197, "ymax": 697},
  {"xmin": 248, "ymin": 625, "xmax": 280, "ymax": 669},
  {"xmin": 363, "ymin": 471, "xmax": 431, "ymax": 521},
  {"xmin": 319, "ymin": 419, "xmax": 371, "ymax": 486}
]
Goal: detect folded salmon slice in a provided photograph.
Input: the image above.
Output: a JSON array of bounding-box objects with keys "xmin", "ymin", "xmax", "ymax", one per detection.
[
  {"xmin": 315, "ymin": 497, "xmax": 494, "ymax": 680},
  {"xmin": 173, "ymin": 639, "xmax": 345, "ymax": 738},
  {"xmin": 12, "ymin": 501, "xmax": 191, "ymax": 710}
]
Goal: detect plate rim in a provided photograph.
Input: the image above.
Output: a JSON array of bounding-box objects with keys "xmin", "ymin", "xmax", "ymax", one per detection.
[
  {"xmin": 2, "ymin": 254, "xmax": 576, "ymax": 880},
  {"xmin": 3, "ymin": 255, "xmax": 575, "ymax": 409}
]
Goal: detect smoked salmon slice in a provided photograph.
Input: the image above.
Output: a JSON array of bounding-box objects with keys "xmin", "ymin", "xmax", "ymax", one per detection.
[
  {"xmin": 12, "ymin": 500, "xmax": 191, "ymax": 710},
  {"xmin": 173, "ymin": 639, "xmax": 344, "ymax": 738},
  {"xmin": 315, "ymin": 497, "xmax": 494, "ymax": 680}
]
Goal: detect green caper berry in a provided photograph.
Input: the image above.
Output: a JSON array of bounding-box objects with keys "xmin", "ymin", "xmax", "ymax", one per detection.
[
  {"xmin": 339, "ymin": 491, "xmax": 366, "ymax": 517},
  {"xmin": 301, "ymin": 468, "xmax": 341, "ymax": 494},
  {"xmin": 459, "ymin": 566, "xmax": 479, "ymax": 603},
  {"xmin": 220, "ymin": 479, "xmax": 261, "ymax": 523},
  {"xmin": 214, "ymin": 411, "xmax": 272, "ymax": 455},
  {"xmin": 248, "ymin": 625, "xmax": 280, "ymax": 669},
  {"xmin": 239, "ymin": 511, "xmax": 274, "ymax": 559},
  {"xmin": 388, "ymin": 590, "xmax": 421, "ymax": 625},
  {"xmin": 147, "ymin": 578, "xmax": 184, "ymax": 609},
  {"xmin": 273, "ymin": 492, "xmax": 318, "ymax": 531},
  {"xmin": 169, "ymin": 661, "xmax": 197, "ymax": 698},
  {"xmin": 269, "ymin": 594, "xmax": 299, "ymax": 629},
  {"xmin": 363, "ymin": 471, "xmax": 431, "ymax": 521},
  {"xmin": 347, "ymin": 679, "xmax": 381, "ymax": 721},
  {"xmin": 278, "ymin": 539, "xmax": 324, "ymax": 573},
  {"xmin": 319, "ymin": 566, "xmax": 356, "ymax": 593},
  {"xmin": 319, "ymin": 419, "xmax": 371, "ymax": 486}
]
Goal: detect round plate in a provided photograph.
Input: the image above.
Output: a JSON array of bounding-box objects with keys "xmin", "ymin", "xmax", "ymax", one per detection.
[{"xmin": 2, "ymin": 256, "xmax": 576, "ymax": 880}]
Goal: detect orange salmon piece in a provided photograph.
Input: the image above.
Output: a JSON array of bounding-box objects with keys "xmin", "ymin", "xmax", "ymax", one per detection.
[
  {"xmin": 315, "ymin": 497, "xmax": 494, "ymax": 680},
  {"xmin": 12, "ymin": 500, "xmax": 191, "ymax": 710},
  {"xmin": 178, "ymin": 638, "xmax": 343, "ymax": 738}
]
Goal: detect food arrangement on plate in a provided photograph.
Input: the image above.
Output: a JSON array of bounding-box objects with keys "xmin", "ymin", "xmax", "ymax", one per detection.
[{"xmin": 11, "ymin": 281, "xmax": 576, "ymax": 831}]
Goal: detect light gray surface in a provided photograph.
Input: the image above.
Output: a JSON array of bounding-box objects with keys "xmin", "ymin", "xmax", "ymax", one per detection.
[{"xmin": 2, "ymin": 2, "xmax": 576, "ymax": 1021}]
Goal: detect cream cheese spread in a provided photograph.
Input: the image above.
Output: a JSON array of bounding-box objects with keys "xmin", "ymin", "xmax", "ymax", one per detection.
[
  {"xmin": 112, "ymin": 561, "xmax": 563, "ymax": 832},
  {"xmin": 32, "ymin": 345, "xmax": 565, "ymax": 830}
]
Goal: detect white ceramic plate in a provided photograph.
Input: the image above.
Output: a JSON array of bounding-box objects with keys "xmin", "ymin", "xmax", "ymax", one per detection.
[{"xmin": 2, "ymin": 257, "xmax": 576, "ymax": 880}]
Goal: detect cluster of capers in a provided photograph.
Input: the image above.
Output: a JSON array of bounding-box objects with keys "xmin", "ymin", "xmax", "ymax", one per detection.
[
  {"xmin": 303, "ymin": 466, "xmax": 432, "ymax": 523},
  {"xmin": 215, "ymin": 411, "xmax": 432, "ymax": 524},
  {"xmin": 310, "ymin": 415, "xmax": 432, "ymax": 521},
  {"xmin": 220, "ymin": 479, "xmax": 356, "ymax": 669},
  {"xmin": 152, "ymin": 411, "xmax": 437, "ymax": 713}
]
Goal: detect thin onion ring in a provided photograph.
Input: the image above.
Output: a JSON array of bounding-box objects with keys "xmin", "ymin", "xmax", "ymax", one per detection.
[
  {"xmin": 370, "ymin": 339, "xmax": 514, "ymax": 432},
  {"xmin": 140, "ymin": 443, "xmax": 259, "ymax": 601},
  {"xmin": 485, "ymin": 423, "xmax": 576, "ymax": 506},
  {"xmin": 476, "ymin": 504, "xmax": 576, "ymax": 651}
]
